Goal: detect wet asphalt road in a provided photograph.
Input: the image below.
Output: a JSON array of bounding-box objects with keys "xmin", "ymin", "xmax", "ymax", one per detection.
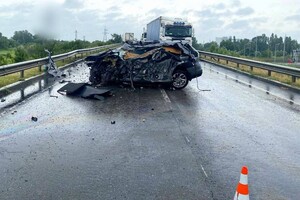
[{"xmin": 0, "ymin": 62, "xmax": 300, "ymax": 200}]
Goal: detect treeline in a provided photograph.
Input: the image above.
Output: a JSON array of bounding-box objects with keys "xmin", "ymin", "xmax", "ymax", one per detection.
[
  {"xmin": 193, "ymin": 34, "xmax": 300, "ymax": 61},
  {"xmin": 0, "ymin": 31, "xmax": 122, "ymax": 65}
]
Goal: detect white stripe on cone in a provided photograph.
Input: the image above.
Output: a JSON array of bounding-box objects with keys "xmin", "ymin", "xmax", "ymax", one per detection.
[
  {"xmin": 234, "ymin": 192, "xmax": 249, "ymax": 200},
  {"xmin": 239, "ymin": 174, "xmax": 248, "ymax": 185}
]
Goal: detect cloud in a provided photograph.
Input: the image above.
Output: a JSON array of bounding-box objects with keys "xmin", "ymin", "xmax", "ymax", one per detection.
[
  {"xmin": 235, "ymin": 7, "xmax": 254, "ymax": 16},
  {"xmin": 226, "ymin": 19, "xmax": 250, "ymax": 30},
  {"xmin": 213, "ymin": 3, "xmax": 226, "ymax": 10},
  {"xmin": 0, "ymin": 0, "xmax": 299, "ymax": 43},
  {"xmin": 64, "ymin": 0, "xmax": 83, "ymax": 9},
  {"xmin": 285, "ymin": 14, "xmax": 300, "ymax": 21},
  {"xmin": 230, "ymin": 0, "xmax": 241, "ymax": 7}
]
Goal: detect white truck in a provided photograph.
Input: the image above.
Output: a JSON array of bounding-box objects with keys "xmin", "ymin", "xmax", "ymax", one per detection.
[
  {"xmin": 124, "ymin": 33, "xmax": 134, "ymax": 42},
  {"xmin": 146, "ymin": 16, "xmax": 193, "ymax": 45}
]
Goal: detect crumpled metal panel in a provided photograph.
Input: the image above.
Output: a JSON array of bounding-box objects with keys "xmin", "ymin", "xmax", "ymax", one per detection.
[{"xmin": 85, "ymin": 41, "xmax": 198, "ymax": 86}]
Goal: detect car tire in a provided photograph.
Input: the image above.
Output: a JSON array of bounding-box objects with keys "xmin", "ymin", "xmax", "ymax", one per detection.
[{"xmin": 172, "ymin": 70, "xmax": 189, "ymax": 90}]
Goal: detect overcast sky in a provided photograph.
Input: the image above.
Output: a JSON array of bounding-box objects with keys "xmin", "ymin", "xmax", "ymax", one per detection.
[{"xmin": 0, "ymin": 0, "xmax": 299, "ymax": 42}]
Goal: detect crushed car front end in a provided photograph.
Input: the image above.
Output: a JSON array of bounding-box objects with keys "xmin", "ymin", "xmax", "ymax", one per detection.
[{"xmin": 85, "ymin": 41, "xmax": 202, "ymax": 89}]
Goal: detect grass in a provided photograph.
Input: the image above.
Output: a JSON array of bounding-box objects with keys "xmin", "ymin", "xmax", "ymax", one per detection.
[
  {"xmin": 202, "ymin": 56, "xmax": 300, "ymax": 88},
  {"xmin": 0, "ymin": 49, "xmax": 14, "ymax": 55}
]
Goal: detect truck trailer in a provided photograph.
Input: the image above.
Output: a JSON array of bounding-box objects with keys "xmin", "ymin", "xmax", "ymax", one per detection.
[
  {"xmin": 124, "ymin": 33, "xmax": 134, "ymax": 42},
  {"xmin": 146, "ymin": 16, "xmax": 193, "ymax": 45}
]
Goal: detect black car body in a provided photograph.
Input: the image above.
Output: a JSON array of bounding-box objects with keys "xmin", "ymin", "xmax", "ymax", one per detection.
[{"xmin": 85, "ymin": 41, "xmax": 202, "ymax": 89}]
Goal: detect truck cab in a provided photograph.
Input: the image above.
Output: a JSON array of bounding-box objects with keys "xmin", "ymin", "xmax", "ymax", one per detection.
[
  {"xmin": 146, "ymin": 17, "xmax": 193, "ymax": 45},
  {"xmin": 161, "ymin": 21, "xmax": 193, "ymax": 45}
]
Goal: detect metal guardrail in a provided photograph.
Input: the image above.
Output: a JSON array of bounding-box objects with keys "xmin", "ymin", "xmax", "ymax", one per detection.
[
  {"xmin": 199, "ymin": 51, "xmax": 300, "ymax": 83},
  {"xmin": 0, "ymin": 43, "xmax": 120, "ymax": 77}
]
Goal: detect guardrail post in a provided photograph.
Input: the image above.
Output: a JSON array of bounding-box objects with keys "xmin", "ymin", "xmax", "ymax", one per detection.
[
  {"xmin": 292, "ymin": 76, "xmax": 296, "ymax": 83},
  {"xmin": 226, "ymin": 60, "xmax": 229, "ymax": 64},
  {"xmin": 268, "ymin": 70, "xmax": 272, "ymax": 76},
  {"xmin": 250, "ymin": 66, "xmax": 253, "ymax": 71},
  {"xmin": 20, "ymin": 70, "xmax": 24, "ymax": 79},
  {"xmin": 217, "ymin": 58, "xmax": 220, "ymax": 62},
  {"xmin": 39, "ymin": 66, "xmax": 42, "ymax": 72},
  {"xmin": 237, "ymin": 63, "xmax": 240, "ymax": 68},
  {"xmin": 20, "ymin": 89, "xmax": 25, "ymax": 100}
]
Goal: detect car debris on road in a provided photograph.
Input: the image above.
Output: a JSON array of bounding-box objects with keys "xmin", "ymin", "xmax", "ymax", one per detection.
[
  {"xmin": 85, "ymin": 41, "xmax": 203, "ymax": 90},
  {"xmin": 57, "ymin": 83, "xmax": 112, "ymax": 100}
]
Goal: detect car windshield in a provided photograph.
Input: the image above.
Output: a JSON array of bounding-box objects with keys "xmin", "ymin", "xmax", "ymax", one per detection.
[{"xmin": 165, "ymin": 26, "xmax": 192, "ymax": 37}]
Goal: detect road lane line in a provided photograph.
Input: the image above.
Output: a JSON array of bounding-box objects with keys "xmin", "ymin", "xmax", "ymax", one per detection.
[
  {"xmin": 160, "ymin": 89, "xmax": 171, "ymax": 103},
  {"xmin": 201, "ymin": 164, "xmax": 208, "ymax": 178}
]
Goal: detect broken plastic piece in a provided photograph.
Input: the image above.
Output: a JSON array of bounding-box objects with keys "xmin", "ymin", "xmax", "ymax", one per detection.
[
  {"xmin": 1, "ymin": 98, "xmax": 6, "ymax": 102},
  {"xmin": 111, "ymin": 121, "xmax": 116, "ymax": 124},
  {"xmin": 31, "ymin": 117, "xmax": 38, "ymax": 122},
  {"xmin": 57, "ymin": 83, "xmax": 112, "ymax": 99}
]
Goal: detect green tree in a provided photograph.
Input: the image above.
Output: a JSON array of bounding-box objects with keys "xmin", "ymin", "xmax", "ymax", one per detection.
[
  {"xmin": 109, "ymin": 34, "xmax": 122, "ymax": 43},
  {"xmin": 220, "ymin": 40, "xmax": 234, "ymax": 51},
  {"xmin": 14, "ymin": 47, "xmax": 28, "ymax": 62},
  {"xmin": 192, "ymin": 37, "xmax": 202, "ymax": 50},
  {"xmin": 12, "ymin": 30, "xmax": 34, "ymax": 45}
]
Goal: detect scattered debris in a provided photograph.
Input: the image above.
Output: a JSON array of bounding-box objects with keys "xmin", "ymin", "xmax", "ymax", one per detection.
[
  {"xmin": 142, "ymin": 119, "xmax": 146, "ymax": 122},
  {"xmin": 85, "ymin": 41, "xmax": 202, "ymax": 90},
  {"xmin": 44, "ymin": 49, "xmax": 63, "ymax": 77},
  {"xmin": 57, "ymin": 83, "xmax": 112, "ymax": 100},
  {"xmin": 1, "ymin": 98, "xmax": 5, "ymax": 102},
  {"xmin": 31, "ymin": 117, "xmax": 38, "ymax": 122},
  {"xmin": 94, "ymin": 95, "xmax": 105, "ymax": 101},
  {"xmin": 111, "ymin": 121, "xmax": 116, "ymax": 124},
  {"xmin": 11, "ymin": 110, "xmax": 17, "ymax": 115},
  {"xmin": 50, "ymin": 95, "xmax": 59, "ymax": 98},
  {"xmin": 59, "ymin": 80, "xmax": 71, "ymax": 84}
]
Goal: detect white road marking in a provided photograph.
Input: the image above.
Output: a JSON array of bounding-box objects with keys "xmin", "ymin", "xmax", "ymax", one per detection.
[
  {"xmin": 201, "ymin": 164, "xmax": 208, "ymax": 178},
  {"xmin": 160, "ymin": 89, "xmax": 171, "ymax": 103}
]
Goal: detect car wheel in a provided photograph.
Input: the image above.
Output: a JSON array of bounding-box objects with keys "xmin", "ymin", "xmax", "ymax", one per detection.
[{"xmin": 172, "ymin": 70, "xmax": 189, "ymax": 90}]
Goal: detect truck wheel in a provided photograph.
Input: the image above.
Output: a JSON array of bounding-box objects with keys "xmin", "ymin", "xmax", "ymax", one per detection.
[{"xmin": 172, "ymin": 70, "xmax": 189, "ymax": 90}]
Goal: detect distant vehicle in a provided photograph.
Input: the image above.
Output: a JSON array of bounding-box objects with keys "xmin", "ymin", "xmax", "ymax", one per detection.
[
  {"xmin": 292, "ymin": 49, "xmax": 300, "ymax": 63},
  {"xmin": 141, "ymin": 32, "xmax": 147, "ymax": 42},
  {"xmin": 124, "ymin": 33, "xmax": 134, "ymax": 42},
  {"xmin": 146, "ymin": 16, "xmax": 193, "ymax": 45}
]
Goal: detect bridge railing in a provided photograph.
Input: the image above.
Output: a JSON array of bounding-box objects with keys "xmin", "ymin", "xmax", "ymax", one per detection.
[
  {"xmin": 199, "ymin": 51, "xmax": 300, "ymax": 83},
  {"xmin": 0, "ymin": 43, "xmax": 120, "ymax": 78}
]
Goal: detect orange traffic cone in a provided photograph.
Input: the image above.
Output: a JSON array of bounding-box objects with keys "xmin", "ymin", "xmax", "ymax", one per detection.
[{"xmin": 234, "ymin": 166, "xmax": 249, "ymax": 200}]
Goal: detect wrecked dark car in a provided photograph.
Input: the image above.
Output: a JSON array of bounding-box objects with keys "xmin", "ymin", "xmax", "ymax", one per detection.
[{"xmin": 85, "ymin": 41, "xmax": 202, "ymax": 89}]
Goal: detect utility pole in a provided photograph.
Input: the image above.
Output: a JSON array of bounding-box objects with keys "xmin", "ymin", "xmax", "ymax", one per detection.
[
  {"xmin": 283, "ymin": 34, "xmax": 286, "ymax": 63},
  {"xmin": 75, "ymin": 30, "xmax": 78, "ymax": 41},
  {"xmin": 255, "ymin": 37, "xmax": 258, "ymax": 58},
  {"xmin": 274, "ymin": 43, "xmax": 280, "ymax": 63},
  {"xmin": 103, "ymin": 27, "xmax": 108, "ymax": 42}
]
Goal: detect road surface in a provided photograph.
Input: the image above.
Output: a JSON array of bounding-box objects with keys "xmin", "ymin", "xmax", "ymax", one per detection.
[{"xmin": 0, "ymin": 62, "xmax": 299, "ymax": 200}]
